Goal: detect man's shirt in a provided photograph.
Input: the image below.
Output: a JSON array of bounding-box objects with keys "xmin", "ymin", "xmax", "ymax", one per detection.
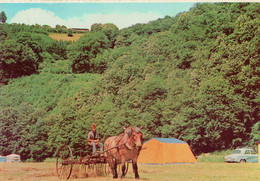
[{"xmin": 88, "ymin": 131, "xmax": 99, "ymax": 141}]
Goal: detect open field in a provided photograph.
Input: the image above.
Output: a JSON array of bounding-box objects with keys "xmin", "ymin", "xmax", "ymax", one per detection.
[
  {"xmin": 49, "ymin": 33, "xmax": 84, "ymax": 42},
  {"xmin": 1, "ymin": 162, "xmax": 260, "ymax": 181}
]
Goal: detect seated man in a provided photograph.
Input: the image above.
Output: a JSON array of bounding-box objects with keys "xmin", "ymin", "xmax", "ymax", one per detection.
[{"xmin": 88, "ymin": 123, "xmax": 103, "ymax": 155}]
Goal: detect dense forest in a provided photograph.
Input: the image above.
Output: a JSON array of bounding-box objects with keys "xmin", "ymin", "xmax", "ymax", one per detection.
[{"xmin": 0, "ymin": 3, "xmax": 259, "ymax": 161}]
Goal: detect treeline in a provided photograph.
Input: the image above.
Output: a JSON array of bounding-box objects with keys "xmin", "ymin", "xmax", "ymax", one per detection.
[
  {"xmin": 0, "ymin": 23, "xmax": 71, "ymax": 83},
  {"xmin": 0, "ymin": 3, "xmax": 259, "ymax": 161}
]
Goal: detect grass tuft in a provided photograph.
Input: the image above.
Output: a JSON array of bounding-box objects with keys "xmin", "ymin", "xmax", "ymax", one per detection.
[{"xmin": 197, "ymin": 149, "xmax": 233, "ymax": 162}]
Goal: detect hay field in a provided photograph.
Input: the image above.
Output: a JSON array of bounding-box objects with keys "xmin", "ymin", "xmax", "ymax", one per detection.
[
  {"xmin": 1, "ymin": 162, "xmax": 260, "ymax": 181},
  {"xmin": 49, "ymin": 33, "xmax": 84, "ymax": 42}
]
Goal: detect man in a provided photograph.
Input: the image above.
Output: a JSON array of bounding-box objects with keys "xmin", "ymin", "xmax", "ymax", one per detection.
[{"xmin": 88, "ymin": 123, "xmax": 103, "ymax": 155}]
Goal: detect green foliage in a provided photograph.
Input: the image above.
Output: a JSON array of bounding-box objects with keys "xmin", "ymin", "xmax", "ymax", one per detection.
[
  {"xmin": 0, "ymin": 11, "xmax": 7, "ymax": 24},
  {"xmin": 0, "ymin": 72, "xmax": 103, "ymax": 159},
  {"xmin": 100, "ymin": 23, "xmax": 120, "ymax": 48},
  {"xmin": 0, "ymin": 104, "xmax": 50, "ymax": 161},
  {"xmin": 0, "ymin": 3, "xmax": 259, "ymax": 161},
  {"xmin": 67, "ymin": 29, "xmax": 73, "ymax": 37},
  {"xmin": 250, "ymin": 122, "xmax": 260, "ymax": 147},
  {"xmin": 68, "ymin": 31, "xmax": 110, "ymax": 73},
  {"xmin": 197, "ymin": 150, "xmax": 234, "ymax": 163},
  {"xmin": 39, "ymin": 54, "xmax": 72, "ymax": 74},
  {"xmin": 91, "ymin": 23, "xmax": 103, "ymax": 32},
  {"xmin": 55, "ymin": 24, "xmax": 67, "ymax": 33},
  {"xmin": 0, "ymin": 24, "xmax": 70, "ymax": 83},
  {"xmin": 3, "ymin": 23, "xmax": 48, "ymax": 35},
  {"xmin": 66, "ymin": 23, "xmax": 120, "ymax": 74},
  {"xmin": 0, "ymin": 39, "xmax": 39, "ymax": 82}
]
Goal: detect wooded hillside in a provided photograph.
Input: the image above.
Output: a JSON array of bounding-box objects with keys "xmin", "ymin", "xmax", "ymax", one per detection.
[{"xmin": 0, "ymin": 3, "xmax": 259, "ymax": 161}]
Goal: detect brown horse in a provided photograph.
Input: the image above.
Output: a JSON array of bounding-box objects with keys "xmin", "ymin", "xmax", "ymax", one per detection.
[{"xmin": 104, "ymin": 126, "xmax": 143, "ymax": 179}]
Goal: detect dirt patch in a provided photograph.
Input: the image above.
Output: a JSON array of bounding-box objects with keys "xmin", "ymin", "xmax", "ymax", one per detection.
[
  {"xmin": 0, "ymin": 164, "xmax": 17, "ymax": 173},
  {"xmin": 0, "ymin": 168, "xmax": 12, "ymax": 173},
  {"xmin": 0, "ymin": 162, "xmax": 58, "ymax": 181},
  {"xmin": 1, "ymin": 162, "xmax": 260, "ymax": 181},
  {"xmin": 27, "ymin": 172, "xmax": 56, "ymax": 178},
  {"xmin": 21, "ymin": 167, "xmax": 40, "ymax": 172},
  {"xmin": 21, "ymin": 166, "xmax": 55, "ymax": 178}
]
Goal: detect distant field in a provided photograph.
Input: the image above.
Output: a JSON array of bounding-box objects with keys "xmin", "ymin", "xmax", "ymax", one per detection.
[
  {"xmin": 1, "ymin": 162, "xmax": 260, "ymax": 181},
  {"xmin": 49, "ymin": 33, "xmax": 84, "ymax": 42}
]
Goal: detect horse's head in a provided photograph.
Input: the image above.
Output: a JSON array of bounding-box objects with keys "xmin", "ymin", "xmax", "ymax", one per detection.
[{"xmin": 124, "ymin": 126, "xmax": 143, "ymax": 150}]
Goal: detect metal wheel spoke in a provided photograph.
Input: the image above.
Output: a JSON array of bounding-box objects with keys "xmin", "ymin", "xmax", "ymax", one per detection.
[{"xmin": 56, "ymin": 145, "xmax": 73, "ymax": 179}]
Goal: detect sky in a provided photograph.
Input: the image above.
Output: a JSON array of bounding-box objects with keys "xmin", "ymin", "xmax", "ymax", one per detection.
[{"xmin": 0, "ymin": 2, "xmax": 196, "ymax": 29}]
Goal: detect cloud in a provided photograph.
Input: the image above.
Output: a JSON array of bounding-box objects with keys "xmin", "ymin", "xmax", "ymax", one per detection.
[
  {"xmin": 11, "ymin": 8, "xmax": 163, "ymax": 29},
  {"xmin": 68, "ymin": 11, "xmax": 162, "ymax": 29},
  {"xmin": 11, "ymin": 8, "xmax": 67, "ymax": 27}
]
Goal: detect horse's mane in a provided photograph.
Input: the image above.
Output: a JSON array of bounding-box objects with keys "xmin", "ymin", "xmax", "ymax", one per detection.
[{"xmin": 113, "ymin": 132, "xmax": 125, "ymax": 145}]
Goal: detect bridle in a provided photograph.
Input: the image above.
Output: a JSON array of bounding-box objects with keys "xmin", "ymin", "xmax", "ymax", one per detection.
[{"xmin": 114, "ymin": 128, "xmax": 136, "ymax": 150}]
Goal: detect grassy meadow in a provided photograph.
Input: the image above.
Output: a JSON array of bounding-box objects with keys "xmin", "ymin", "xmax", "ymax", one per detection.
[
  {"xmin": 1, "ymin": 162, "xmax": 260, "ymax": 181},
  {"xmin": 49, "ymin": 33, "xmax": 84, "ymax": 42},
  {"xmin": 2, "ymin": 151, "xmax": 259, "ymax": 180}
]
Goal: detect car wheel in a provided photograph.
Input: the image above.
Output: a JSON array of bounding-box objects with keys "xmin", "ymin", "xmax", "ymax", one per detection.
[{"xmin": 240, "ymin": 159, "xmax": 246, "ymax": 163}]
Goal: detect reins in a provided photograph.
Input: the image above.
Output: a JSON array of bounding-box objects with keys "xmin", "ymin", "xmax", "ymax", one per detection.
[{"xmin": 102, "ymin": 141, "xmax": 127, "ymax": 154}]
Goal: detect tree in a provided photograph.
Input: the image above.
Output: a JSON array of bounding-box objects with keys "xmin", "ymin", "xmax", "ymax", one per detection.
[
  {"xmin": 0, "ymin": 39, "xmax": 39, "ymax": 82},
  {"xmin": 91, "ymin": 23, "xmax": 119, "ymax": 48},
  {"xmin": 16, "ymin": 32, "xmax": 43, "ymax": 61},
  {"xmin": 55, "ymin": 24, "xmax": 63, "ymax": 33},
  {"xmin": 68, "ymin": 31, "xmax": 110, "ymax": 73},
  {"xmin": 91, "ymin": 23, "xmax": 103, "ymax": 32},
  {"xmin": 0, "ymin": 11, "xmax": 7, "ymax": 24},
  {"xmin": 67, "ymin": 29, "xmax": 73, "ymax": 37},
  {"xmin": 250, "ymin": 122, "xmax": 260, "ymax": 148},
  {"xmin": 101, "ymin": 23, "xmax": 120, "ymax": 48}
]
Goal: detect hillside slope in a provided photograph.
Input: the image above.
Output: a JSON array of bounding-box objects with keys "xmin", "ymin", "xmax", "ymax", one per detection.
[{"xmin": 0, "ymin": 3, "xmax": 259, "ymax": 161}]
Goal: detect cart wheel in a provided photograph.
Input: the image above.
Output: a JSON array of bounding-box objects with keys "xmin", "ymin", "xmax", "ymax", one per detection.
[
  {"xmin": 240, "ymin": 159, "xmax": 246, "ymax": 163},
  {"xmin": 56, "ymin": 145, "xmax": 73, "ymax": 179}
]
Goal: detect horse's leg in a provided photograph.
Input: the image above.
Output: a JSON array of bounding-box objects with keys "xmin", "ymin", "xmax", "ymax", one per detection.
[
  {"xmin": 132, "ymin": 159, "xmax": 139, "ymax": 179},
  {"xmin": 113, "ymin": 158, "xmax": 118, "ymax": 178},
  {"xmin": 121, "ymin": 157, "xmax": 126, "ymax": 178},
  {"xmin": 107, "ymin": 156, "xmax": 118, "ymax": 178}
]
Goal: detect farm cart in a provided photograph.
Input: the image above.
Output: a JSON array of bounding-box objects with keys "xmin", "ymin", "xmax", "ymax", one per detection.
[{"xmin": 56, "ymin": 143, "xmax": 129, "ymax": 179}]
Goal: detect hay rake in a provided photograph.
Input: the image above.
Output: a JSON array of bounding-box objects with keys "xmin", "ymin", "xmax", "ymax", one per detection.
[{"xmin": 56, "ymin": 144, "xmax": 128, "ymax": 179}]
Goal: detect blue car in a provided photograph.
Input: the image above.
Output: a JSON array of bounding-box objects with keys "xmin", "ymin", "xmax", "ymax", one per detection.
[{"xmin": 225, "ymin": 147, "xmax": 258, "ymax": 163}]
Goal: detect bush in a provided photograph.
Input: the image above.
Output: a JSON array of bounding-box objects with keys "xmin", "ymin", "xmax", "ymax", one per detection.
[{"xmin": 67, "ymin": 29, "xmax": 73, "ymax": 37}]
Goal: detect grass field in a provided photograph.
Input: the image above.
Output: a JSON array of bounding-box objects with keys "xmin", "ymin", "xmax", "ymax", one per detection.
[
  {"xmin": 1, "ymin": 162, "xmax": 260, "ymax": 181},
  {"xmin": 49, "ymin": 33, "xmax": 84, "ymax": 42}
]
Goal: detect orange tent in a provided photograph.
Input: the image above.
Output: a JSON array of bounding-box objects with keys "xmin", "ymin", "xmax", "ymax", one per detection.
[{"xmin": 138, "ymin": 138, "xmax": 197, "ymax": 164}]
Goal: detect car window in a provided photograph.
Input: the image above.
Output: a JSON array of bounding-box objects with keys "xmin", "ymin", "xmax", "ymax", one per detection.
[
  {"xmin": 245, "ymin": 150, "xmax": 250, "ymax": 154},
  {"xmin": 233, "ymin": 150, "xmax": 241, "ymax": 154}
]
